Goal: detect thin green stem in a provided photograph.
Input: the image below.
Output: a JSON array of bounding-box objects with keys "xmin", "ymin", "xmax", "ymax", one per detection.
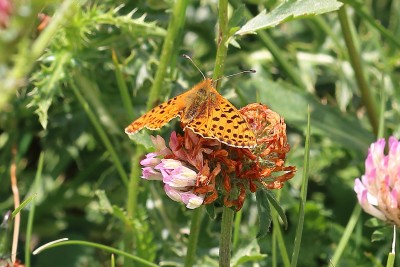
[
  {"xmin": 272, "ymin": 213, "xmax": 290, "ymax": 267},
  {"xmin": 71, "ymin": 76, "xmax": 129, "ymax": 186},
  {"xmin": 113, "ymin": 49, "xmax": 143, "ymax": 253},
  {"xmin": 232, "ymin": 209, "xmax": 242, "ymax": 250},
  {"xmin": 25, "ymin": 152, "xmax": 45, "ymax": 267},
  {"xmin": 272, "ymin": 190, "xmax": 290, "ymax": 267},
  {"xmin": 215, "ymin": 2, "xmax": 233, "ymax": 266},
  {"xmin": 378, "ymin": 83, "xmax": 386, "ymax": 139},
  {"xmin": 147, "ymin": 0, "xmax": 189, "ymax": 110},
  {"xmin": 387, "ymin": 253, "xmax": 395, "ymax": 267},
  {"xmin": 290, "ymin": 106, "xmax": 311, "ymax": 267},
  {"xmin": 123, "ymin": 146, "xmax": 144, "ymax": 267},
  {"xmin": 386, "ymin": 226, "xmax": 396, "ymax": 267},
  {"xmin": 272, "ymin": 221, "xmax": 277, "ymax": 267},
  {"xmin": 219, "ymin": 206, "xmax": 234, "ymax": 267},
  {"xmin": 112, "ymin": 50, "xmax": 135, "ymax": 119},
  {"xmin": 184, "ymin": 208, "xmax": 204, "ymax": 267},
  {"xmin": 111, "ymin": 254, "xmax": 115, "ymax": 267},
  {"xmin": 213, "ymin": 0, "xmax": 229, "ymax": 84},
  {"xmin": 126, "ymin": 148, "xmax": 143, "ymax": 219},
  {"xmin": 33, "ymin": 240, "xmax": 158, "ymax": 267},
  {"xmin": 338, "ymin": 6, "xmax": 378, "ymax": 136},
  {"xmin": 330, "ymin": 205, "xmax": 362, "ymax": 266}
]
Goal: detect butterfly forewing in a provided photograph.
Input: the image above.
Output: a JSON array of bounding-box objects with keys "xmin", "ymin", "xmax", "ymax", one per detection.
[{"xmin": 125, "ymin": 91, "xmax": 190, "ymax": 135}]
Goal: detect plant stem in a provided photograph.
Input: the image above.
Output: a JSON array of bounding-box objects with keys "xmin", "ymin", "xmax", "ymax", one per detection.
[
  {"xmin": 112, "ymin": 50, "xmax": 135, "ymax": 119},
  {"xmin": 290, "ymin": 106, "xmax": 311, "ymax": 267},
  {"xmin": 330, "ymin": 205, "xmax": 362, "ymax": 266},
  {"xmin": 33, "ymin": 240, "xmax": 158, "ymax": 267},
  {"xmin": 232, "ymin": 209, "xmax": 242, "ymax": 250},
  {"xmin": 25, "ymin": 152, "xmax": 45, "ymax": 267},
  {"xmin": 338, "ymin": 6, "xmax": 378, "ymax": 136},
  {"xmin": 184, "ymin": 208, "xmax": 203, "ymax": 267},
  {"xmin": 213, "ymin": 0, "xmax": 229, "ymax": 84},
  {"xmin": 271, "ymin": 190, "xmax": 290, "ymax": 267},
  {"xmin": 147, "ymin": 0, "xmax": 189, "ymax": 110},
  {"xmin": 214, "ymin": 2, "xmax": 234, "ymax": 266},
  {"xmin": 219, "ymin": 206, "xmax": 234, "ymax": 267},
  {"xmin": 126, "ymin": 147, "xmax": 143, "ymax": 218}
]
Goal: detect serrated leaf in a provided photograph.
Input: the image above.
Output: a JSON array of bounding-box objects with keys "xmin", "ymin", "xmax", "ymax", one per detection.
[
  {"xmin": 236, "ymin": 0, "xmax": 343, "ymax": 35},
  {"xmin": 29, "ymin": 53, "xmax": 70, "ymax": 129},
  {"xmin": 265, "ymin": 190, "xmax": 288, "ymax": 229},
  {"xmin": 256, "ymin": 190, "xmax": 272, "ymax": 238}
]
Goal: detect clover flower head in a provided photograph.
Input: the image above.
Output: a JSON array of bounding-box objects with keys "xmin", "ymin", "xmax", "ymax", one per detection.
[
  {"xmin": 354, "ymin": 136, "xmax": 400, "ymax": 226},
  {"xmin": 139, "ymin": 135, "xmax": 206, "ymax": 209},
  {"xmin": 139, "ymin": 104, "xmax": 296, "ymax": 210}
]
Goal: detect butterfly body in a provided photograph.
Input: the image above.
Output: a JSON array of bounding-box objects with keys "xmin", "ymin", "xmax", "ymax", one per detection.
[{"xmin": 125, "ymin": 78, "xmax": 256, "ymax": 148}]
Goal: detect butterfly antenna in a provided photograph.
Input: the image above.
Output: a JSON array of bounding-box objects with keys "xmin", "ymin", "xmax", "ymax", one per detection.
[
  {"xmin": 214, "ymin": 69, "xmax": 256, "ymax": 83},
  {"xmin": 182, "ymin": 54, "xmax": 206, "ymax": 80}
]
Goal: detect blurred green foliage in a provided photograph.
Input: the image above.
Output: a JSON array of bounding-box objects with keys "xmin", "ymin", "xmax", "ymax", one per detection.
[{"xmin": 0, "ymin": 0, "xmax": 399, "ymax": 266}]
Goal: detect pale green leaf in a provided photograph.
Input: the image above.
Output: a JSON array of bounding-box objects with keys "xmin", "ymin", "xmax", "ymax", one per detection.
[
  {"xmin": 236, "ymin": 0, "xmax": 343, "ymax": 35},
  {"xmin": 232, "ymin": 240, "xmax": 267, "ymax": 267},
  {"xmin": 255, "ymin": 190, "xmax": 272, "ymax": 238}
]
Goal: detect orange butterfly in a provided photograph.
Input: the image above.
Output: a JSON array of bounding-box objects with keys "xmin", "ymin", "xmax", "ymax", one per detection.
[{"xmin": 125, "ymin": 58, "xmax": 257, "ymax": 148}]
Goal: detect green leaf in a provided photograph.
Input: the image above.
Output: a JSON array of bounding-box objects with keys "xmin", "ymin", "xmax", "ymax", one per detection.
[
  {"xmin": 126, "ymin": 131, "xmax": 155, "ymax": 149},
  {"xmin": 255, "ymin": 190, "xmax": 272, "ymax": 238},
  {"xmin": 365, "ymin": 218, "xmax": 386, "ymax": 228},
  {"xmin": 231, "ymin": 240, "xmax": 267, "ymax": 267},
  {"xmin": 30, "ymin": 52, "xmax": 71, "ymax": 129},
  {"xmin": 370, "ymin": 225, "xmax": 393, "ymax": 243},
  {"xmin": 371, "ymin": 229, "xmax": 386, "ymax": 242},
  {"xmin": 265, "ymin": 190, "xmax": 288, "ymax": 230},
  {"xmin": 236, "ymin": 0, "xmax": 343, "ymax": 35}
]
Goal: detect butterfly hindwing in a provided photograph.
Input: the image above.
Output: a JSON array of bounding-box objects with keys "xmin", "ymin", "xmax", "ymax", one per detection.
[{"xmin": 185, "ymin": 86, "xmax": 257, "ymax": 148}]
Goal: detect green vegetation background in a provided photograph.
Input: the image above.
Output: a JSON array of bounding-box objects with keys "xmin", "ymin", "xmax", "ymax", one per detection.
[{"xmin": 0, "ymin": 0, "xmax": 399, "ymax": 266}]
